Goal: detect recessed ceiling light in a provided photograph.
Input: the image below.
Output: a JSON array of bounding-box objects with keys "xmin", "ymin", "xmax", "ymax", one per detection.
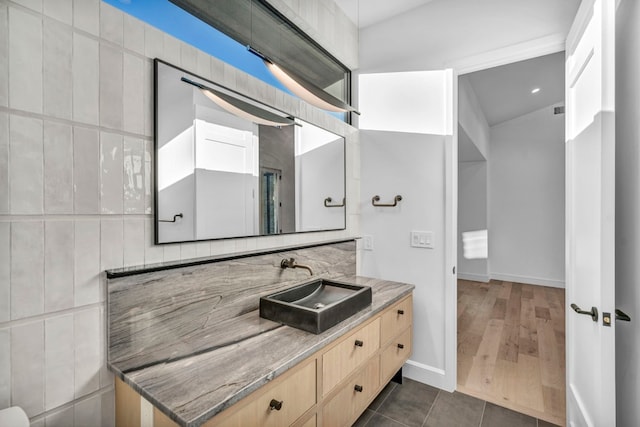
[{"xmin": 531, "ymin": 88, "xmax": 541, "ymax": 94}]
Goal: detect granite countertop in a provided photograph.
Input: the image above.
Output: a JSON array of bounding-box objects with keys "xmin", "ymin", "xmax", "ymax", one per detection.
[{"xmin": 108, "ymin": 276, "xmax": 414, "ymax": 427}]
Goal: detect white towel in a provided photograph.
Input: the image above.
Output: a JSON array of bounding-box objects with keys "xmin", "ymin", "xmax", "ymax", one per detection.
[{"xmin": 462, "ymin": 229, "xmax": 488, "ymax": 259}]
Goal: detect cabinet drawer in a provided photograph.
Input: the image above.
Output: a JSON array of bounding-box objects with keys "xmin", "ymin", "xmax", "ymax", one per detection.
[
  {"xmin": 209, "ymin": 359, "xmax": 316, "ymax": 427},
  {"xmin": 322, "ymin": 318, "xmax": 380, "ymax": 395},
  {"xmin": 381, "ymin": 296, "xmax": 412, "ymax": 345},
  {"xmin": 381, "ymin": 327, "xmax": 412, "ymax": 382},
  {"xmin": 322, "ymin": 357, "xmax": 380, "ymax": 427}
]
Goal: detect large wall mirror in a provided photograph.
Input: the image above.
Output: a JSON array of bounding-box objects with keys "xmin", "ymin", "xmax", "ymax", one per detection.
[{"xmin": 155, "ymin": 60, "xmax": 346, "ymax": 244}]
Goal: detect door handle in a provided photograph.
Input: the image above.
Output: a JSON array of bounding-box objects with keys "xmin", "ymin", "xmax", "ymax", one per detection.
[
  {"xmin": 615, "ymin": 309, "xmax": 631, "ymax": 322},
  {"xmin": 570, "ymin": 303, "xmax": 598, "ymax": 322}
]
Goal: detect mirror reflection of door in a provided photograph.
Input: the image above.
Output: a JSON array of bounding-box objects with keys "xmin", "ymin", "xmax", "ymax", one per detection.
[{"xmin": 260, "ymin": 167, "xmax": 281, "ymax": 234}]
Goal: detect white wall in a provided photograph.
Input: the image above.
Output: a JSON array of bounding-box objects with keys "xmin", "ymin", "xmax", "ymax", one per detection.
[
  {"xmin": 0, "ymin": 1, "xmax": 359, "ymax": 426},
  {"xmin": 488, "ymin": 104, "xmax": 565, "ymax": 287},
  {"xmin": 458, "ymin": 77, "xmax": 489, "ymax": 159},
  {"xmin": 615, "ymin": 0, "xmax": 640, "ymax": 424},
  {"xmin": 359, "ymin": 70, "xmax": 456, "ymax": 391},
  {"xmin": 458, "ymin": 160, "xmax": 488, "ymax": 281}
]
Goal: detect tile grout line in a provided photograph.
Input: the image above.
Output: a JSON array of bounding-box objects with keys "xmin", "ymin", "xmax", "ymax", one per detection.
[
  {"xmin": 421, "ymin": 389, "xmax": 440, "ymax": 427},
  {"xmin": 479, "ymin": 400, "xmax": 487, "ymax": 427}
]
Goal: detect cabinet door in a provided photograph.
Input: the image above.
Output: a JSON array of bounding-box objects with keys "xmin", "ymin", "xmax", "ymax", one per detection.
[
  {"xmin": 322, "ymin": 318, "xmax": 380, "ymax": 395},
  {"xmin": 322, "ymin": 357, "xmax": 380, "ymax": 427},
  {"xmin": 211, "ymin": 360, "xmax": 316, "ymax": 427},
  {"xmin": 381, "ymin": 296, "xmax": 412, "ymax": 345},
  {"xmin": 381, "ymin": 327, "xmax": 412, "ymax": 383}
]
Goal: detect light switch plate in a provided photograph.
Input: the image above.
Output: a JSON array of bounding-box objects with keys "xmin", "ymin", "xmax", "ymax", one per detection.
[
  {"xmin": 363, "ymin": 235, "xmax": 374, "ymax": 251},
  {"xmin": 410, "ymin": 231, "xmax": 433, "ymax": 249}
]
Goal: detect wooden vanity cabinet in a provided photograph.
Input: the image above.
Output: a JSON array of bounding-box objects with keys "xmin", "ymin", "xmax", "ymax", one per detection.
[{"xmin": 115, "ymin": 294, "xmax": 413, "ymax": 427}]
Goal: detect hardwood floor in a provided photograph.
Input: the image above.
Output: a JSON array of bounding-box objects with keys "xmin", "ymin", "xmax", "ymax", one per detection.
[{"xmin": 457, "ymin": 279, "xmax": 566, "ymax": 426}]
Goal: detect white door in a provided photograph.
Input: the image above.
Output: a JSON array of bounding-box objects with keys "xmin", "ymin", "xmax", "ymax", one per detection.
[
  {"xmin": 194, "ymin": 119, "xmax": 258, "ymax": 239},
  {"xmin": 565, "ymin": 0, "xmax": 615, "ymax": 425}
]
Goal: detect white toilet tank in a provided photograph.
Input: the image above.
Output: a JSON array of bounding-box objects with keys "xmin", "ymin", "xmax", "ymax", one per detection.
[{"xmin": 0, "ymin": 406, "xmax": 30, "ymax": 427}]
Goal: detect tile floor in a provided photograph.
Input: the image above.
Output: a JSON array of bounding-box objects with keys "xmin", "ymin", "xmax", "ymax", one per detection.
[{"xmin": 353, "ymin": 379, "xmax": 562, "ymax": 427}]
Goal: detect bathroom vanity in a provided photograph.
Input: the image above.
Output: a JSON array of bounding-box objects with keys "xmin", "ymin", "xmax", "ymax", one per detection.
[{"xmin": 106, "ymin": 240, "xmax": 413, "ymax": 427}]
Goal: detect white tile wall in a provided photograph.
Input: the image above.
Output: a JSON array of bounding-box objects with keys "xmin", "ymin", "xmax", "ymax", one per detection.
[
  {"xmin": 72, "ymin": 33, "xmax": 99, "ymax": 125},
  {"xmin": 0, "ymin": 328, "xmax": 9, "ymax": 408},
  {"xmin": 44, "ymin": 220, "xmax": 74, "ymax": 312},
  {"xmin": 11, "ymin": 320, "xmax": 44, "ymax": 417},
  {"xmin": 73, "ymin": 126, "xmax": 100, "ymax": 214},
  {"xmin": 45, "ymin": 314, "xmax": 75, "ymax": 411},
  {"xmin": 11, "ymin": 221, "xmax": 44, "ymax": 320},
  {"xmin": 100, "ymin": 131, "xmax": 124, "ymax": 214},
  {"xmin": 0, "ymin": 4, "xmax": 8, "ymax": 108},
  {"xmin": 74, "ymin": 308, "xmax": 101, "ymax": 399},
  {"xmin": 0, "ymin": 0, "xmax": 358, "ymax": 424},
  {"xmin": 9, "ymin": 115, "xmax": 43, "ymax": 214},
  {"xmin": 43, "ymin": 0, "xmax": 72, "ymax": 25},
  {"xmin": 43, "ymin": 19, "xmax": 72, "ymax": 120},
  {"xmin": 74, "ymin": 219, "xmax": 100, "ymax": 307},
  {"xmin": 43, "ymin": 121, "xmax": 73, "ymax": 214},
  {"xmin": 9, "ymin": 6, "xmax": 42, "ymax": 114},
  {"xmin": 99, "ymin": 44, "xmax": 124, "ymax": 130},
  {"xmin": 0, "ymin": 113, "xmax": 7, "ymax": 214}
]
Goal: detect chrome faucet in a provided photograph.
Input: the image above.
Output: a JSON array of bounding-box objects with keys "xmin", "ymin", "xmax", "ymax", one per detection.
[{"xmin": 280, "ymin": 258, "xmax": 314, "ymax": 276}]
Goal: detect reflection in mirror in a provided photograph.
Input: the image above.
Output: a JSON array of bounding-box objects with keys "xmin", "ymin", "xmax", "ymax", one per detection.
[{"xmin": 155, "ymin": 59, "xmax": 346, "ymax": 244}]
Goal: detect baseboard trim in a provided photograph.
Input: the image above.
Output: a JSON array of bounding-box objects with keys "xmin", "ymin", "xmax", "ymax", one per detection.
[
  {"xmin": 490, "ymin": 273, "xmax": 565, "ymax": 288},
  {"xmin": 457, "ymin": 273, "xmax": 490, "ymax": 283},
  {"xmin": 403, "ymin": 360, "xmax": 455, "ymax": 392}
]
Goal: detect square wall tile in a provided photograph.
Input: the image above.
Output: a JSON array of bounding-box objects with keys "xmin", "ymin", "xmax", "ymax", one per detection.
[
  {"xmin": 45, "ymin": 314, "xmax": 75, "ymax": 411},
  {"xmin": 44, "ymin": 121, "xmax": 73, "ymax": 214},
  {"xmin": 73, "ymin": 126, "xmax": 100, "ymax": 214},
  {"xmin": 144, "ymin": 218, "xmax": 163, "ymax": 265},
  {"xmin": 74, "ymin": 308, "xmax": 101, "ymax": 398},
  {"xmin": 44, "ymin": 0, "xmax": 72, "ymax": 25},
  {"xmin": 11, "ymin": 320, "xmax": 44, "ymax": 417},
  {"xmin": 0, "ymin": 328, "xmax": 9, "ymax": 408},
  {"xmin": 9, "ymin": 5, "xmax": 43, "ymax": 114},
  {"xmin": 74, "ymin": 219, "xmax": 100, "ymax": 307},
  {"xmin": 100, "ymin": 2, "xmax": 123, "ymax": 46},
  {"xmin": 10, "ymin": 115, "xmax": 43, "ymax": 214},
  {"xmin": 101, "ymin": 218, "xmax": 123, "ymax": 271},
  {"xmin": 99, "ymin": 43, "xmax": 123, "ymax": 130},
  {"xmin": 124, "ymin": 14, "xmax": 144, "ymax": 55},
  {"xmin": 0, "ymin": 4, "xmax": 8, "ymax": 108},
  {"xmin": 123, "ymin": 218, "xmax": 144, "ymax": 268},
  {"xmin": 123, "ymin": 54, "xmax": 144, "ymax": 135},
  {"xmin": 124, "ymin": 136, "xmax": 145, "ymax": 213},
  {"xmin": 73, "ymin": 32, "xmax": 99, "ymax": 125},
  {"xmin": 144, "ymin": 139, "xmax": 152, "ymax": 213},
  {"xmin": 0, "ymin": 112, "xmax": 7, "ymax": 213},
  {"xmin": 44, "ymin": 220, "xmax": 74, "ymax": 312},
  {"xmin": 100, "ymin": 132, "xmax": 123, "ymax": 214},
  {"xmin": 73, "ymin": 0, "xmax": 99, "ymax": 36},
  {"xmin": 11, "ymin": 221, "xmax": 44, "ymax": 320},
  {"xmin": 45, "ymin": 406, "xmax": 74, "ymax": 427},
  {"xmin": 44, "ymin": 19, "xmax": 72, "ymax": 120},
  {"xmin": 101, "ymin": 389, "xmax": 115, "ymax": 427},
  {"xmin": 75, "ymin": 392, "xmax": 102, "ymax": 427},
  {"xmin": 18, "ymin": 0, "xmax": 42, "ymax": 13},
  {"xmin": 0, "ymin": 223, "xmax": 8, "ymax": 322},
  {"xmin": 144, "ymin": 24, "xmax": 163, "ymax": 59}
]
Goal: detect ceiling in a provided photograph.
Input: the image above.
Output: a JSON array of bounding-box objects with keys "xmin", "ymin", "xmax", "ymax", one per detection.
[
  {"xmin": 465, "ymin": 51, "xmax": 565, "ymax": 126},
  {"xmin": 333, "ymin": 0, "xmax": 434, "ymax": 28}
]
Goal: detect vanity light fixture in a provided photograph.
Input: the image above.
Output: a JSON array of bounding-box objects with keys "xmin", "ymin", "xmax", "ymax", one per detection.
[
  {"xmin": 247, "ymin": 46, "xmax": 360, "ymax": 115},
  {"xmin": 180, "ymin": 77, "xmax": 295, "ymax": 127}
]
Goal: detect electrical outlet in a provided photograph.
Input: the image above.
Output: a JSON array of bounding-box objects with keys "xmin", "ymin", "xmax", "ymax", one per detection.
[
  {"xmin": 410, "ymin": 231, "xmax": 433, "ymax": 249},
  {"xmin": 363, "ymin": 235, "xmax": 374, "ymax": 251}
]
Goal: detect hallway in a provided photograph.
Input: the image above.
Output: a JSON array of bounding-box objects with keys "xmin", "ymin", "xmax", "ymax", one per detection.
[{"xmin": 457, "ymin": 280, "xmax": 565, "ymax": 426}]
